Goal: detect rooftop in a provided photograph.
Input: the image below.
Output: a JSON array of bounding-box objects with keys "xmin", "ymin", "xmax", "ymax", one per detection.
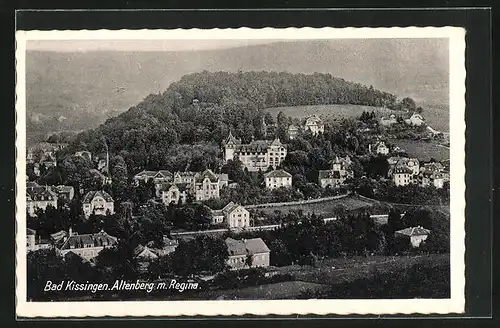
[
  {"xmin": 395, "ymin": 226, "xmax": 431, "ymax": 237},
  {"xmin": 59, "ymin": 230, "xmax": 118, "ymax": 250},
  {"xmin": 225, "ymin": 237, "xmax": 270, "ymax": 256},
  {"xmin": 82, "ymin": 190, "xmax": 114, "ymax": 204},
  {"xmin": 264, "ymin": 169, "xmax": 292, "ymax": 179}
]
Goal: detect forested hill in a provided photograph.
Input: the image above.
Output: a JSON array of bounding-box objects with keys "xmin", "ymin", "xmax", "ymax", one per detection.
[
  {"xmin": 27, "ymin": 39, "xmax": 448, "ymax": 144},
  {"xmin": 61, "ymin": 71, "xmax": 405, "ymax": 174},
  {"xmin": 168, "ymin": 71, "xmax": 398, "ymax": 109}
]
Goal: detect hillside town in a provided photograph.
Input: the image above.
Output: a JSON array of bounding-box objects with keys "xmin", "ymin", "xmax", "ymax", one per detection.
[{"xmin": 25, "ymin": 71, "xmax": 450, "ymax": 301}]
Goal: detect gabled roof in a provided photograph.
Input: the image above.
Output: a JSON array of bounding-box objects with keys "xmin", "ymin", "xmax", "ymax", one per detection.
[
  {"xmin": 305, "ymin": 115, "xmax": 323, "ymax": 126},
  {"xmin": 50, "ymin": 230, "xmax": 67, "ymax": 242},
  {"xmin": 270, "ymin": 138, "xmax": 283, "ymax": 146},
  {"xmin": 264, "ymin": 169, "xmax": 292, "ymax": 179},
  {"xmin": 288, "ymin": 124, "xmax": 299, "ymax": 131},
  {"xmin": 133, "ymin": 245, "xmax": 159, "ymax": 260},
  {"xmin": 159, "ymin": 182, "xmax": 190, "ymax": 193},
  {"xmin": 225, "ymin": 237, "xmax": 270, "ymax": 256},
  {"xmin": 195, "ymin": 169, "xmax": 219, "ymax": 183},
  {"xmin": 82, "ymin": 190, "xmax": 114, "ymax": 204},
  {"xmin": 223, "ymin": 131, "xmax": 242, "ymax": 146},
  {"xmin": 156, "ymin": 170, "xmax": 173, "ymax": 179},
  {"xmin": 222, "ymin": 201, "xmax": 246, "ymax": 215},
  {"xmin": 395, "ymin": 226, "xmax": 431, "ymax": 237},
  {"xmin": 59, "ymin": 230, "xmax": 118, "ymax": 250},
  {"xmin": 134, "ymin": 170, "xmax": 157, "ymax": 178},
  {"xmin": 27, "ymin": 228, "xmax": 36, "ymax": 235}
]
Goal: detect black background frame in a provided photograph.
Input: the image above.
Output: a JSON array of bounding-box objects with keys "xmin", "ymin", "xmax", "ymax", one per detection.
[{"xmin": 1, "ymin": 4, "xmax": 493, "ymax": 324}]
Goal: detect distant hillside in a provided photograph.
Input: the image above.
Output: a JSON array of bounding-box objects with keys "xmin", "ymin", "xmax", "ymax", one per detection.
[{"xmin": 26, "ymin": 39, "xmax": 448, "ymax": 143}]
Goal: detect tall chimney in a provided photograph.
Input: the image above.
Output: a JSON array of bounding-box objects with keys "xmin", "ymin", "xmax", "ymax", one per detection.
[{"xmin": 69, "ymin": 226, "xmax": 73, "ymax": 237}]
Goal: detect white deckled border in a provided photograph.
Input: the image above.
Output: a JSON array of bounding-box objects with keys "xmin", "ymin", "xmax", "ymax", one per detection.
[{"xmin": 15, "ymin": 27, "xmax": 466, "ymax": 318}]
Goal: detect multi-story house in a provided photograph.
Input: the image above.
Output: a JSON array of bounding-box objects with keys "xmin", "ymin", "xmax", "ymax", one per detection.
[
  {"xmin": 380, "ymin": 114, "xmax": 397, "ymax": 126},
  {"xmin": 223, "ymin": 132, "xmax": 287, "ymax": 172},
  {"xmin": 387, "ymin": 157, "xmax": 420, "ymax": 177},
  {"xmin": 225, "ymin": 237, "xmax": 270, "ymax": 270},
  {"xmin": 211, "ymin": 202, "xmax": 250, "ymax": 228},
  {"xmin": 26, "ymin": 228, "xmax": 51, "ymax": 252},
  {"xmin": 264, "ymin": 169, "xmax": 293, "ymax": 189},
  {"xmin": 50, "ymin": 185, "xmax": 75, "ymax": 201},
  {"xmin": 26, "ymin": 187, "xmax": 58, "ymax": 216},
  {"xmin": 160, "ymin": 183, "xmax": 189, "ymax": 205},
  {"xmin": 26, "ymin": 228, "xmax": 36, "ymax": 251},
  {"xmin": 159, "ymin": 169, "xmax": 223, "ymax": 205},
  {"xmin": 287, "ymin": 125, "xmax": 300, "ymax": 140},
  {"xmin": 134, "ymin": 169, "xmax": 174, "ymax": 186},
  {"xmin": 418, "ymin": 171, "xmax": 445, "ymax": 189},
  {"xmin": 318, "ymin": 156, "xmax": 353, "ymax": 188},
  {"xmin": 82, "ymin": 190, "xmax": 115, "ymax": 218},
  {"xmin": 304, "ymin": 115, "xmax": 325, "ymax": 135},
  {"xmin": 58, "ymin": 228, "xmax": 118, "ymax": 261},
  {"xmin": 405, "ymin": 113, "xmax": 425, "ymax": 126},
  {"xmin": 393, "ymin": 167, "xmax": 414, "ymax": 186},
  {"xmin": 369, "ymin": 141, "xmax": 390, "ymax": 155},
  {"xmin": 133, "ymin": 170, "xmax": 158, "ymax": 185}
]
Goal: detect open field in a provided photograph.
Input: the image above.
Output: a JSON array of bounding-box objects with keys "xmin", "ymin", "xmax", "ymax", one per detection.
[
  {"xmin": 265, "ymin": 104, "xmax": 387, "ymax": 120},
  {"xmin": 265, "ymin": 103, "xmax": 449, "ymax": 133},
  {"xmin": 391, "ymin": 139, "xmax": 449, "ymax": 161},
  {"xmin": 282, "ymin": 253, "xmax": 449, "ymax": 286},
  {"xmin": 167, "ymin": 254, "xmax": 449, "ymax": 300},
  {"xmin": 254, "ymin": 195, "xmax": 380, "ymax": 217}
]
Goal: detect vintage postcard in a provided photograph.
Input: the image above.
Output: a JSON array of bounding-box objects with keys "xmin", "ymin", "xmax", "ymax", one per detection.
[{"xmin": 16, "ymin": 27, "xmax": 466, "ymax": 317}]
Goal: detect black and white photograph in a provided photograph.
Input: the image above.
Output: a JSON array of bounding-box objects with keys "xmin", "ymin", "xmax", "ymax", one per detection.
[{"xmin": 15, "ymin": 27, "xmax": 466, "ymax": 317}]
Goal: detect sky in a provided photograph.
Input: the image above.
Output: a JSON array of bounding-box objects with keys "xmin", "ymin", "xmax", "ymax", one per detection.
[{"xmin": 26, "ymin": 39, "xmax": 281, "ymax": 52}]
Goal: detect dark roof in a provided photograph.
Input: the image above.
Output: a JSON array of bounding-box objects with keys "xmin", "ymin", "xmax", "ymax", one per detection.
[
  {"xmin": 222, "ymin": 201, "xmax": 246, "ymax": 215},
  {"xmin": 395, "ymin": 226, "xmax": 431, "ymax": 237},
  {"xmin": 264, "ymin": 169, "xmax": 292, "ymax": 179},
  {"xmin": 82, "ymin": 190, "xmax": 114, "ymax": 204},
  {"xmin": 59, "ymin": 230, "xmax": 118, "ymax": 250},
  {"xmin": 211, "ymin": 210, "xmax": 224, "ymax": 217},
  {"xmin": 27, "ymin": 228, "xmax": 36, "ymax": 235},
  {"xmin": 225, "ymin": 237, "xmax": 270, "ymax": 256},
  {"xmin": 393, "ymin": 167, "xmax": 413, "ymax": 174},
  {"xmin": 27, "ymin": 188, "xmax": 57, "ymax": 201},
  {"xmin": 158, "ymin": 182, "xmax": 190, "ymax": 193},
  {"xmin": 51, "ymin": 185, "xmax": 74, "ymax": 194},
  {"xmin": 27, "ymin": 181, "xmax": 40, "ymax": 188}
]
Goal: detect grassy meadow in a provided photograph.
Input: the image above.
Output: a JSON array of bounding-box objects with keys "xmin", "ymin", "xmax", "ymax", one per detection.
[{"xmin": 265, "ymin": 103, "xmax": 449, "ymax": 133}]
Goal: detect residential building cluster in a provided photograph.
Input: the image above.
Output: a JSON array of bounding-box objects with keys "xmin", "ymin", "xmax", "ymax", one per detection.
[
  {"xmin": 26, "ymin": 182, "xmax": 75, "ymax": 216},
  {"xmin": 318, "ymin": 156, "xmax": 354, "ymax": 188},
  {"xmin": 287, "ymin": 114, "xmax": 325, "ymax": 139},
  {"xmin": 388, "ymin": 157, "xmax": 449, "ymax": 189}
]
